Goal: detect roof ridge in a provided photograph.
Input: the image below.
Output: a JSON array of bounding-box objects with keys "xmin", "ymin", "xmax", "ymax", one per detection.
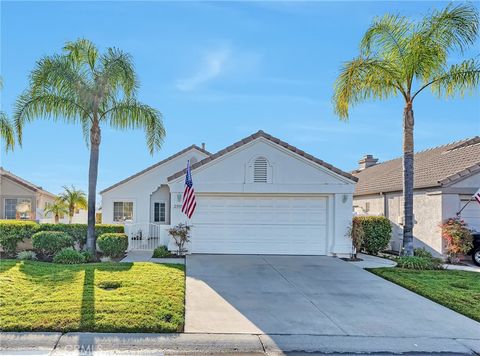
[{"xmin": 0, "ymin": 167, "xmax": 56, "ymax": 197}]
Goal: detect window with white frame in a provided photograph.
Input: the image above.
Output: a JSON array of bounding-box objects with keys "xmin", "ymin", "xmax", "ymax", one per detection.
[
  {"xmin": 4, "ymin": 198, "xmax": 32, "ymax": 220},
  {"xmin": 253, "ymin": 157, "xmax": 268, "ymax": 183},
  {"xmin": 153, "ymin": 202, "xmax": 166, "ymax": 223},
  {"xmin": 113, "ymin": 202, "xmax": 133, "ymax": 222}
]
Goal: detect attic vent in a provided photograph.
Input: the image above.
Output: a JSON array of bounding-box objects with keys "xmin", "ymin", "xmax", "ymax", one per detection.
[{"xmin": 254, "ymin": 157, "xmax": 268, "ymax": 183}]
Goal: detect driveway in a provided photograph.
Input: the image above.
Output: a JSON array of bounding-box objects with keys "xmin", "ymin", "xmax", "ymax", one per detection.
[{"xmin": 185, "ymin": 255, "xmax": 480, "ymax": 338}]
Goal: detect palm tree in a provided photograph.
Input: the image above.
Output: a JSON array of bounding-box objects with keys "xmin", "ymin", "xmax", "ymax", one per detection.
[
  {"xmin": 14, "ymin": 39, "xmax": 165, "ymax": 253},
  {"xmin": 333, "ymin": 4, "xmax": 480, "ymax": 256},
  {"xmin": 44, "ymin": 199, "xmax": 69, "ymax": 224},
  {"xmin": 59, "ymin": 185, "xmax": 87, "ymax": 224},
  {"xmin": 0, "ymin": 77, "xmax": 15, "ymax": 151}
]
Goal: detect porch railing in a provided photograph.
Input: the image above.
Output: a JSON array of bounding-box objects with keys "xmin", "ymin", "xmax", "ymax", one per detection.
[{"xmin": 124, "ymin": 222, "xmax": 169, "ymax": 251}]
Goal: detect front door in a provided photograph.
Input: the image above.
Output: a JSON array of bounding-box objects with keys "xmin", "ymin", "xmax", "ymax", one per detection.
[{"xmin": 152, "ymin": 200, "xmax": 168, "ymax": 224}]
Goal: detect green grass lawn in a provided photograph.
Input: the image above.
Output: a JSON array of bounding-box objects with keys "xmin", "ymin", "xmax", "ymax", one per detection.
[
  {"xmin": 0, "ymin": 260, "xmax": 185, "ymax": 332},
  {"xmin": 369, "ymin": 268, "xmax": 480, "ymax": 322}
]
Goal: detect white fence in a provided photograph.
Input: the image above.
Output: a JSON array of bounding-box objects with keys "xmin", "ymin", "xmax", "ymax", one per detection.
[{"xmin": 124, "ymin": 222, "xmax": 170, "ymax": 251}]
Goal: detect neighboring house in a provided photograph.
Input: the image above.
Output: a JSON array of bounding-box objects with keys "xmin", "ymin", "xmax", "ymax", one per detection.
[
  {"xmin": 353, "ymin": 137, "xmax": 480, "ymax": 256},
  {"xmin": 0, "ymin": 167, "xmax": 87, "ymax": 223},
  {"xmin": 101, "ymin": 130, "xmax": 357, "ymax": 256}
]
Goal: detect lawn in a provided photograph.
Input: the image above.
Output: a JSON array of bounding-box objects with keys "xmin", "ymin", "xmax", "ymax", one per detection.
[
  {"xmin": 369, "ymin": 268, "xmax": 480, "ymax": 322},
  {"xmin": 0, "ymin": 260, "xmax": 185, "ymax": 332}
]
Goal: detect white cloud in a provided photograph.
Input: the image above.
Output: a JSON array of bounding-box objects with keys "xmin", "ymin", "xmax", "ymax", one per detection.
[{"xmin": 176, "ymin": 46, "xmax": 232, "ymax": 91}]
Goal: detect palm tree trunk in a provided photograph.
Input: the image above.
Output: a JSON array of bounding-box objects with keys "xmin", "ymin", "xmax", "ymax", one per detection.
[
  {"xmin": 86, "ymin": 121, "xmax": 101, "ymax": 254},
  {"xmin": 55, "ymin": 214, "xmax": 59, "ymax": 224},
  {"xmin": 402, "ymin": 102, "xmax": 415, "ymax": 256}
]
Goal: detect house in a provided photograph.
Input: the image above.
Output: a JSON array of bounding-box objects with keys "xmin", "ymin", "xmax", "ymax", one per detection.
[
  {"xmin": 0, "ymin": 167, "xmax": 57, "ymax": 222},
  {"xmin": 0, "ymin": 167, "xmax": 87, "ymax": 223},
  {"xmin": 353, "ymin": 137, "xmax": 480, "ymax": 256},
  {"xmin": 100, "ymin": 130, "xmax": 357, "ymax": 255}
]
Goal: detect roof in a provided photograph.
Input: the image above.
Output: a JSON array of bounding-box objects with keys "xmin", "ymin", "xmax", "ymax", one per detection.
[
  {"xmin": 100, "ymin": 145, "xmax": 211, "ymax": 194},
  {"xmin": 0, "ymin": 167, "xmax": 57, "ymax": 198},
  {"xmin": 353, "ymin": 136, "xmax": 480, "ymax": 196},
  {"xmin": 167, "ymin": 130, "xmax": 358, "ymax": 182}
]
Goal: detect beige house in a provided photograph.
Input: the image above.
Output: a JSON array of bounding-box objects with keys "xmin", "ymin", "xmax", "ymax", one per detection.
[
  {"xmin": 353, "ymin": 137, "xmax": 480, "ymax": 256},
  {"xmin": 1, "ymin": 167, "xmax": 58, "ymax": 222}
]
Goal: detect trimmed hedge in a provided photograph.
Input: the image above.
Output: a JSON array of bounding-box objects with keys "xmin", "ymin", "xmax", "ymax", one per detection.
[
  {"xmin": 0, "ymin": 220, "xmax": 39, "ymax": 257},
  {"xmin": 97, "ymin": 233, "xmax": 128, "ymax": 258},
  {"xmin": 396, "ymin": 256, "xmax": 444, "ymax": 270},
  {"xmin": 32, "ymin": 231, "xmax": 74, "ymax": 258},
  {"xmin": 355, "ymin": 216, "xmax": 392, "ymax": 255},
  {"xmin": 53, "ymin": 248, "xmax": 86, "ymax": 264},
  {"xmin": 0, "ymin": 221, "xmax": 124, "ymax": 253}
]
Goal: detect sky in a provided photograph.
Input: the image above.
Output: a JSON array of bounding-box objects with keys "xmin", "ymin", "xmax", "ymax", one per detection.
[{"xmin": 1, "ymin": 1, "xmax": 479, "ymax": 200}]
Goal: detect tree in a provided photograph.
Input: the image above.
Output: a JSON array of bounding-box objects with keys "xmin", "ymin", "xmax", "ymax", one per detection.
[
  {"xmin": 59, "ymin": 185, "xmax": 87, "ymax": 224},
  {"xmin": 0, "ymin": 77, "xmax": 15, "ymax": 151},
  {"xmin": 333, "ymin": 4, "xmax": 480, "ymax": 255},
  {"xmin": 44, "ymin": 199, "xmax": 69, "ymax": 224},
  {"xmin": 14, "ymin": 39, "xmax": 165, "ymax": 253}
]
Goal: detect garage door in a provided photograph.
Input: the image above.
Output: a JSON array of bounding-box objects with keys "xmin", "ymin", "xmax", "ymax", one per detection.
[
  {"xmin": 190, "ymin": 195, "xmax": 328, "ymax": 255},
  {"xmin": 461, "ymin": 200, "xmax": 480, "ymax": 232}
]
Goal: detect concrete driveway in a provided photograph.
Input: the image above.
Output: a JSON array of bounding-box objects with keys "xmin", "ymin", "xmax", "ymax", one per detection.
[{"xmin": 185, "ymin": 255, "xmax": 480, "ymax": 338}]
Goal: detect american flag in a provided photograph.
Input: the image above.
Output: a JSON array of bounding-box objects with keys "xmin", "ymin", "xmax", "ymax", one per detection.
[
  {"xmin": 475, "ymin": 188, "xmax": 480, "ymax": 204},
  {"xmin": 182, "ymin": 160, "xmax": 196, "ymax": 219}
]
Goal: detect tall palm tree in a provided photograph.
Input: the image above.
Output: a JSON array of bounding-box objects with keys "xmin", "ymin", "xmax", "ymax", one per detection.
[
  {"xmin": 333, "ymin": 4, "xmax": 480, "ymax": 256},
  {"xmin": 59, "ymin": 185, "xmax": 87, "ymax": 224},
  {"xmin": 0, "ymin": 77, "xmax": 15, "ymax": 151},
  {"xmin": 44, "ymin": 199, "xmax": 69, "ymax": 224},
  {"xmin": 14, "ymin": 39, "xmax": 165, "ymax": 253}
]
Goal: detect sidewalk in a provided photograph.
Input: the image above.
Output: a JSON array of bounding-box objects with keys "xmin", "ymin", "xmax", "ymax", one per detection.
[
  {"xmin": 1, "ymin": 332, "xmax": 479, "ymax": 355},
  {"xmin": 120, "ymin": 250, "xmax": 185, "ymax": 264}
]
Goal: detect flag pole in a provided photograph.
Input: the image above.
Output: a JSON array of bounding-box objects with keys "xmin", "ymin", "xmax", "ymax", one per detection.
[{"xmin": 456, "ymin": 196, "xmax": 474, "ymax": 217}]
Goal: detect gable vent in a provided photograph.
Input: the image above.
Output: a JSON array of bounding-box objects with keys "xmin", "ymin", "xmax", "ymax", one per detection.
[{"xmin": 254, "ymin": 157, "xmax": 268, "ymax": 183}]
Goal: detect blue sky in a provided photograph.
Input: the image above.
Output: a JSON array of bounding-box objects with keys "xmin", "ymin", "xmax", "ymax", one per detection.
[{"xmin": 1, "ymin": 1, "xmax": 479, "ymax": 199}]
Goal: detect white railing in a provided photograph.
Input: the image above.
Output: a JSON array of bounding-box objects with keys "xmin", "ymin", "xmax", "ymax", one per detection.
[{"xmin": 124, "ymin": 222, "xmax": 169, "ymax": 251}]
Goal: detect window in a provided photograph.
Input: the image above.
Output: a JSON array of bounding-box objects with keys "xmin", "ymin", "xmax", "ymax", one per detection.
[
  {"xmin": 113, "ymin": 202, "xmax": 133, "ymax": 222},
  {"xmin": 4, "ymin": 198, "xmax": 32, "ymax": 220},
  {"xmin": 153, "ymin": 202, "xmax": 166, "ymax": 222},
  {"xmin": 253, "ymin": 157, "xmax": 268, "ymax": 183}
]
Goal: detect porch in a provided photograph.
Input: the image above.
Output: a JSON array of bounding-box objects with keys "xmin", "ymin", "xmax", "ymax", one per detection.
[{"xmin": 124, "ymin": 222, "xmax": 171, "ymax": 251}]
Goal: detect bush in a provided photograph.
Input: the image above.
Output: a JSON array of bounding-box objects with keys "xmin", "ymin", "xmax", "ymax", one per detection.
[
  {"xmin": 168, "ymin": 223, "xmax": 191, "ymax": 256},
  {"xmin": 348, "ymin": 218, "xmax": 365, "ymax": 259},
  {"xmin": 17, "ymin": 250, "xmax": 37, "ymax": 261},
  {"xmin": 0, "ymin": 220, "xmax": 39, "ymax": 256},
  {"xmin": 441, "ymin": 217, "xmax": 473, "ymax": 263},
  {"xmin": 356, "ymin": 216, "xmax": 392, "ymax": 255},
  {"xmin": 396, "ymin": 256, "xmax": 444, "ymax": 270},
  {"xmin": 81, "ymin": 250, "xmax": 95, "ymax": 263},
  {"xmin": 97, "ymin": 233, "xmax": 128, "ymax": 258},
  {"xmin": 40, "ymin": 224, "xmax": 124, "ymax": 247},
  {"xmin": 53, "ymin": 248, "xmax": 85, "ymax": 264},
  {"xmin": 153, "ymin": 245, "xmax": 172, "ymax": 258},
  {"xmin": 414, "ymin": 248, "xmax": 433, "ymax": 258},
  {"xmin": 32, "ymin": 231, "xmax": 73, "ymax": 259}
]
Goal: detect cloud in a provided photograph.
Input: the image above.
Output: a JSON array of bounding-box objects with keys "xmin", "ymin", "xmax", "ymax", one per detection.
[{"xmin": 176, "ymin": 46, "xmax": 232, "ymax": 91}]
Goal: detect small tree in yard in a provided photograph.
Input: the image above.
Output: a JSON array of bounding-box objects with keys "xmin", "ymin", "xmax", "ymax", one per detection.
[
  {"xmin": 441, "ymin": 217, "xmax": 473, "ymax": 264},
  {"xmin": 44, "ymin": 199, "xmax": 69, "ymax": 223},
  {"xmin": 348, "ymin": 217, "xmax": 365, "ymax": 259},
  {"xmin": 59, "ymin": 185, "xmax": 87, "ymax": 224},
  {"xmin": 168, "ymin": 223, "xmax": 191, "ymax": 256}
]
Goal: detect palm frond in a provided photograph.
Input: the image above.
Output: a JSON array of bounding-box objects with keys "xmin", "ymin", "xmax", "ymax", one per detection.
[
  {"xmin": 100, "ymin": 48, "xmax": 138, "ymax": 98},
  {"xmin": 0, "ymin": 112, "xmax": 15, "ymax": 151},
  {"xmin": 102, "ymin": 98, "xmax": 165, "ymax": 154},
  {"xmin": 333, "ymin": 57, "xmax": 404, "ymax": 119},
  {"xmin": 64, "ymin": 38, "xmax": 99, "ymax": 71}
]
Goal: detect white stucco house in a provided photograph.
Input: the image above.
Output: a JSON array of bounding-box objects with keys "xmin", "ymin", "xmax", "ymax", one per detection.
[
  {"xmin": 100, "ymin": 130, "xmax": 357, "ymax": 256},
  {"xmin": 353, "ymin": 136, "xmax": 480, "ymax": 256}
]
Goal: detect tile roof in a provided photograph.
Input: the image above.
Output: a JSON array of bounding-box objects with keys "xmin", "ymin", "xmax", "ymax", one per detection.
[
  {"xmin": 99, "ymin": 145, "xmax": 211, "ymax": 194},
  {"xmin": 353, "ymin": 136, "xmax": 480, "ymax": 196},
  {"xmin": 0, "ymin": 167, "xmax": 57, "ymax": 198},
  {"xmin": 167, "ymin": 130, "xmax": 358, "ymax": 182}
]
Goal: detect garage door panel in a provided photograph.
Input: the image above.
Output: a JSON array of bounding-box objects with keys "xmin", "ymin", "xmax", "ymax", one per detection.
[{"xmin": 191, "ymin": 195, "xmax": 328, "ymax": 255}]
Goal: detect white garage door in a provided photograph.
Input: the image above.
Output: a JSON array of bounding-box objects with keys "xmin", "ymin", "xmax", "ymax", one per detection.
[
  {"xmin": 461, "ymin": 200, "xmax": 480, "ymax": 232},
  {"xmin": 191, "ymin": 195, "xmax": 328, "ymax": 255}
]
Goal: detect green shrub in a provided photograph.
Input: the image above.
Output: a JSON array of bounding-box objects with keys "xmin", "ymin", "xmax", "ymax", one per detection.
[
  {"xmin": 53, "ymin": 248, "xmax": 85, "ymax": 264},
  {"xmin": 0, "ymin": 220, "xmax": 39, "ymax": 256},
  {"xmin": 414, "ymin": 248, "xmax": 433, "ymax": 258},
  {"xmin": 32, "ymin": 231, "xmax": 73, "ymax": 258},
  {"xmin": 80, "ymin": 250, "xmax": 95, "ymax": 262},
  {"xmin": 355, "ymin": 216, "xmax": 392, "ymax": 255},
  {"xmin": 17, "ymin": 250, "xmax": 37, "ymax": 261},
  {"xmin": 97, "ymin": 233, "xmax": 128, "ymax": 258},
  {"xmin": 396, "ymin": 256, "xmax": 444, "ymax": 270},
  {"xmin": 39, "ymin": 224, "xmax": 124, "ymax": 247},
  {"xmin": 153, "ymin": 245, "xmax": 171, "ymax": 258}
]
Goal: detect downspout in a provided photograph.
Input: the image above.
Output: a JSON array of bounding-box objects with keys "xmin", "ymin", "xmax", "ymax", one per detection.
[{"xmin": 380, "ymin": 192, "xmax": 387, "ymax": 217}]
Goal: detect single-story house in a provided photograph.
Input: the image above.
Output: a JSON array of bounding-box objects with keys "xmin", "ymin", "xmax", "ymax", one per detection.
[
  {"xmin": 0, "ymin": 167, "xmax": 87, "ymax": 223},
  {"xmin": 353, "ymin": 136, "xmax": 480, "ymax": 256},
  {"xmin": 100, "ymin": 130, "xmax": 357, "ymax": 256}
]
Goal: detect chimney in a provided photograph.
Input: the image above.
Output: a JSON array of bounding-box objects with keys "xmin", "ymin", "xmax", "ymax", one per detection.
[
  {"xmin": 201, "ymin": 142, "xmax": 206, "ymax": 151},
  {"xmin": 358, "ymin": 154, "xmax": 378, "ymax": 171}
]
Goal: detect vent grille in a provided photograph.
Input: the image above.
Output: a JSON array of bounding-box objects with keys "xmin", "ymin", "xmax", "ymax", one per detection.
[{"xmin": 254, "ymin": 158, "xmax": 268, "ymax": 183}]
